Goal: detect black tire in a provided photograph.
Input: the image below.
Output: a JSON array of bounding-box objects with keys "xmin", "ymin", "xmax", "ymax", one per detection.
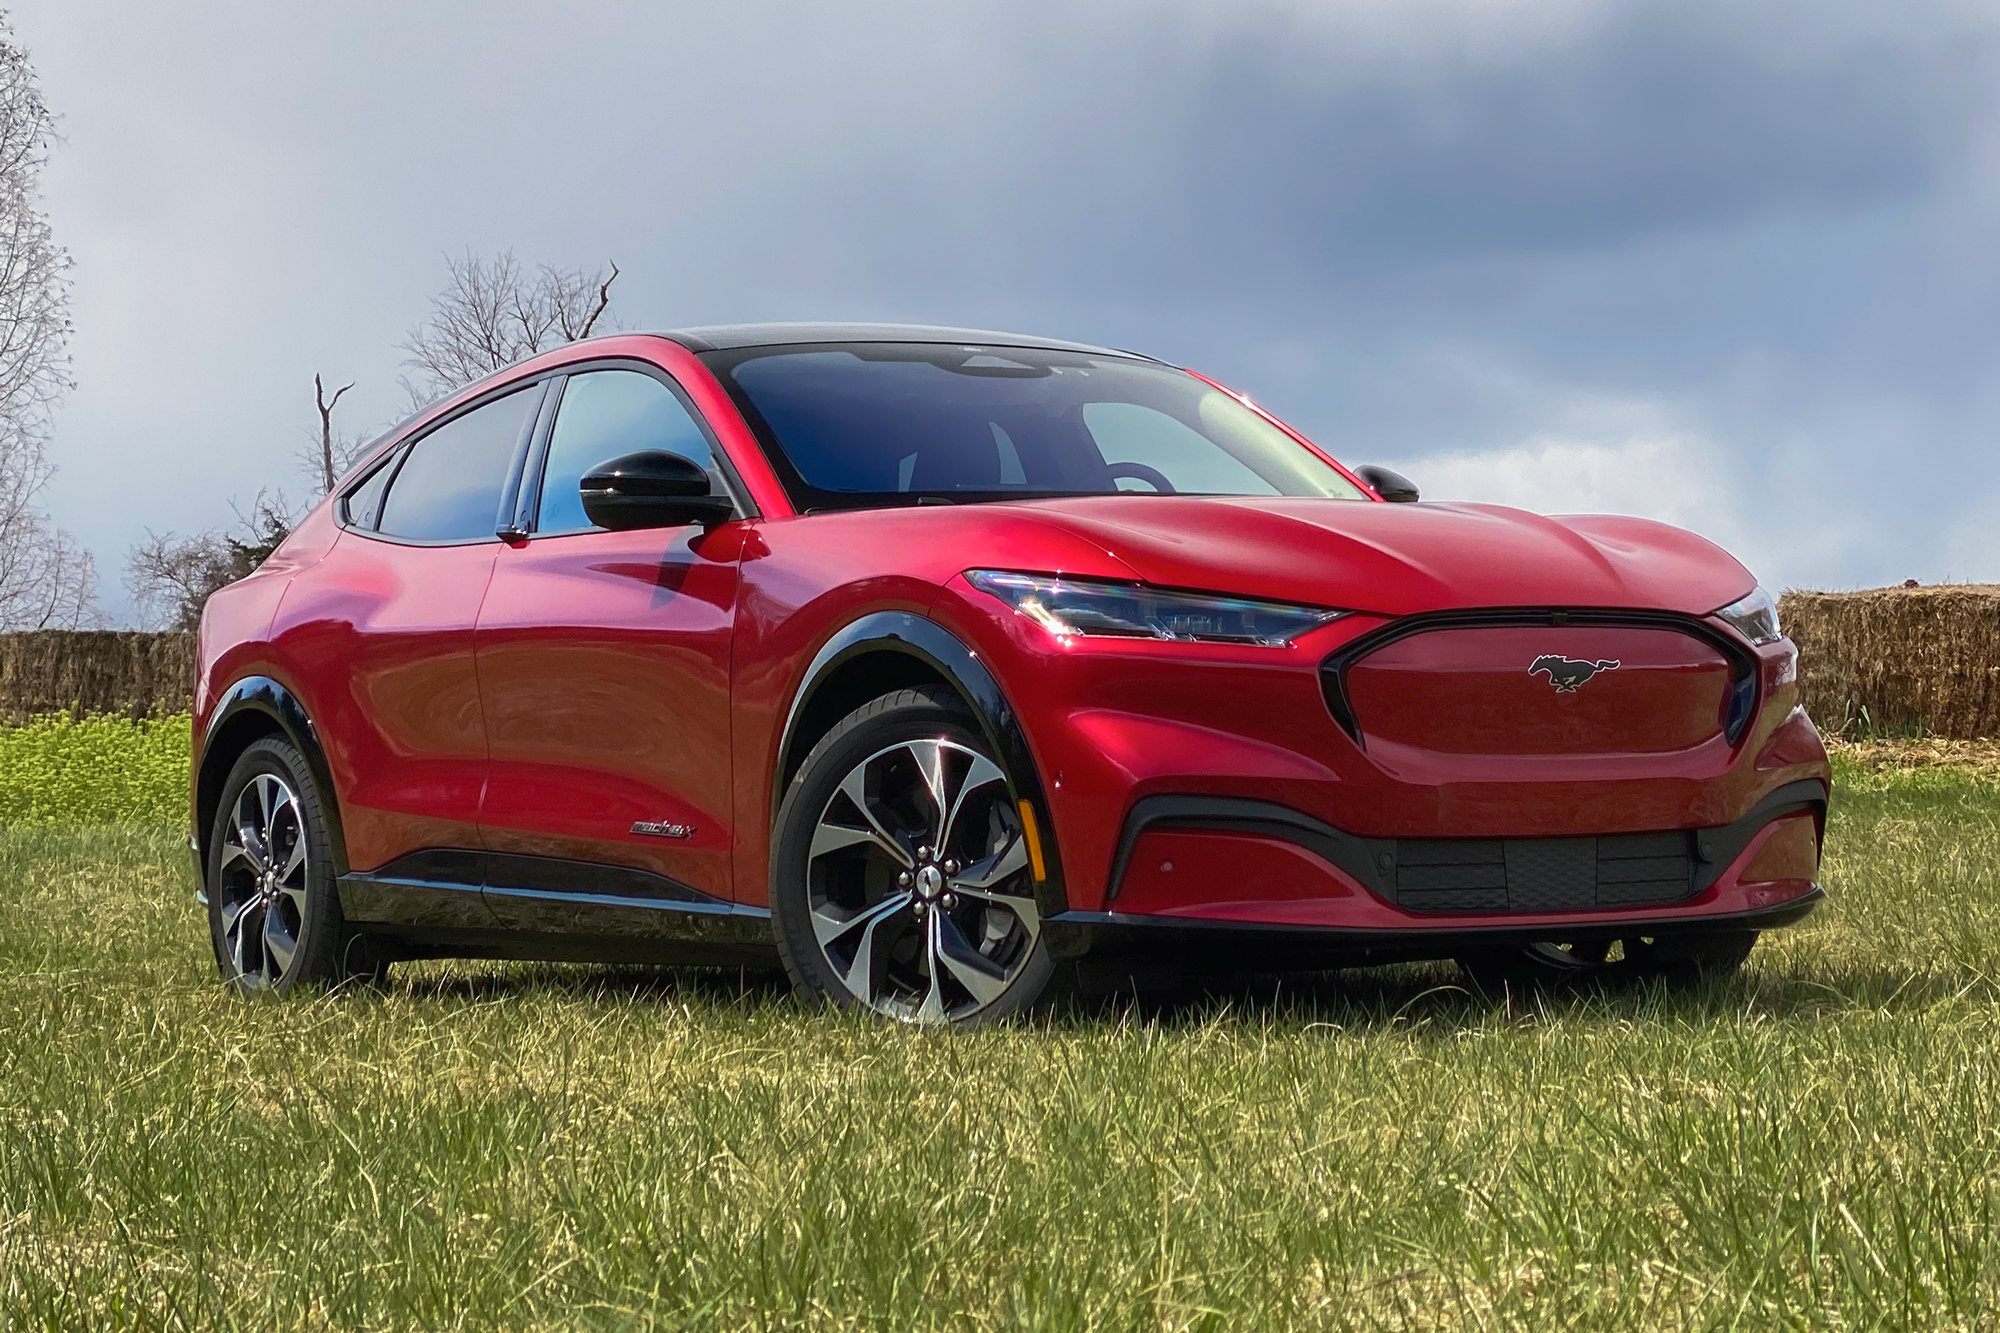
[
  {"xmin": 206, "ymin": 737, "xmax": 379, "ymax": 995},
  {"xmin": 771, "ymin": 686, "xmax": 1055, "ymax": 1026},
  {"xmin": 1456, "ymin": 930, "xmax": 1757, "ymax": 998}
]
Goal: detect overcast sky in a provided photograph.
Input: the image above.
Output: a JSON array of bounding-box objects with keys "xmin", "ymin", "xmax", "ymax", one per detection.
[{"xmin": 18, "ymin": 0, "xmax": 2000, "ymax": 623}]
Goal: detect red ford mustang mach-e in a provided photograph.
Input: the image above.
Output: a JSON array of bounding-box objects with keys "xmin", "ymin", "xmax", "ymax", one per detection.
[{"xmin": 194, "ymin": 324, "xmax": 1829, "ymax": 1022}]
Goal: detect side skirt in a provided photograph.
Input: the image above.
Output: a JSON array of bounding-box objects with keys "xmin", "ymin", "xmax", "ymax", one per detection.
[{"xmin": 338, "ymin": 848, "xmax": 778, "ymax": 968}]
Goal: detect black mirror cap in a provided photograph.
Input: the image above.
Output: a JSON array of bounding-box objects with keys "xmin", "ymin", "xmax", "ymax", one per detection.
[
  {"xmin": 579, "ymin": 450, "xmax": 735, "ymax": 531},
  {"xmin": 1355, "ymin": 464, "xmax": 1419, "ymax": 503}
]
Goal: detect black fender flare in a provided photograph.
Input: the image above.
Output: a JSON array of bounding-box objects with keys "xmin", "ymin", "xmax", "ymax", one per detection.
[
  {"xmin": 775, "ymin": 611, "xmax": 1068, "ymax": 914},
  {"xmin": 194, "ymin": 675, "xmax": 348, "ymax": 878}
]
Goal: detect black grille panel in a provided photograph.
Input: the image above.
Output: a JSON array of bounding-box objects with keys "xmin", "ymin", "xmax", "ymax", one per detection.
[{"xmin": 1390, "ymin": 831, "xmax": 1696, "ymax": 914}]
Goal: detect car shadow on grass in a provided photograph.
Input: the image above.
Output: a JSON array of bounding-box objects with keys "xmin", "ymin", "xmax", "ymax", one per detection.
[
  {"xmin": 1071, "ymin": 959, "xmax": 2000, "ymax": 1032},
  {"xmin": 371, "ymin": 952, "xmax": 1998, "ymax": 1035}
]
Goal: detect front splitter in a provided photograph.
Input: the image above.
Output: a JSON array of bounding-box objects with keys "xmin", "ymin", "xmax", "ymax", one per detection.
[{"xmin": 1042, "ymin": 885, "xmax": 1823, "ymax": 967}]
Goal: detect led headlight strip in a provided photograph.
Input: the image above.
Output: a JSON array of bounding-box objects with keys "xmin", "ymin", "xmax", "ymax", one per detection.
[
  {"xmin": 1714, "ymin": 586, "xmax": 1782, "ymax": 645},
  {"xmin": 967, "ymin": 570, "xmax": 1344, "ymax": 647}
]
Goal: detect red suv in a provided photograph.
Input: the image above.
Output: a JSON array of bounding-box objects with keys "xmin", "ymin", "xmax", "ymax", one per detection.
[{"xmin": 194, "ymin": 325, "xmax": 1829, "ymax": 1022}]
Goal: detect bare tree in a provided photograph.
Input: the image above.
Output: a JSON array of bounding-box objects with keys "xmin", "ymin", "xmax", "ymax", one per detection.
[
  {"xmin": 0, "ymin": 18, "xmax": 94, "ymax": 627},
  {"xmin": 125, "ymin": 495, "xmax": 292, "ymax": 631},
  {"xmin": 124, "ymin": 529, "xmax": 230, "ymax": 632},
  {"xmin": 297, "ymin": 371, "xmax": 371, "ymax": 494},
  {"xmin": 399, "ymin": 250, "xmax": 619, "ymax": 406}
]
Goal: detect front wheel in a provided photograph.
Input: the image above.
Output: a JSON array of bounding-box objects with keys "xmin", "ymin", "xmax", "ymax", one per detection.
[
  {"xmin": 1457, "ymin": 930, "xmax": 1757, "ymax": 997},
  {"xmin": 770, "ymin": 687, "xmax": 1054, "ymax": 1025}
]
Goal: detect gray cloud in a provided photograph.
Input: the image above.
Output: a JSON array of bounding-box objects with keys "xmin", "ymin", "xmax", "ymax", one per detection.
[{"xmin": 17, "ymin": 0, "xmax": 2000, "ymax": 621}]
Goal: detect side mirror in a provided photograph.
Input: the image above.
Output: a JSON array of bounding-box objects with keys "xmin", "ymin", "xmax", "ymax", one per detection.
[
  {"xmin": 580, "ymin": 451, "xmax": 735, "ymax": 531},
  {"xmin": 1355, "ymin": 464, "xmax": 1419, "ymax": 503}
]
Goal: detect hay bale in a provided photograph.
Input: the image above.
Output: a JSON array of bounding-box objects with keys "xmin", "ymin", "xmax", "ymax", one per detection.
[
  {"xmin": 0, "ymin": 630, "xmax": 196, "ymax": 724},
  {"xmin": 1782, "ymin": 585, "xmax": 2000, "ymax": 739}
]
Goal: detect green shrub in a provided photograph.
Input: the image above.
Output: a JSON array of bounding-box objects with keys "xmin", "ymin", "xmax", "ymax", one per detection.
[{"xmin": 0, "ymin": 711, "xmax": 190, "ymax": 828}]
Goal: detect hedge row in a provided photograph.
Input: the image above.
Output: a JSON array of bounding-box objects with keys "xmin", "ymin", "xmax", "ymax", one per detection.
[{"xmin": 0, "ymin": 630, "xmax": 194, "ymax": 724}]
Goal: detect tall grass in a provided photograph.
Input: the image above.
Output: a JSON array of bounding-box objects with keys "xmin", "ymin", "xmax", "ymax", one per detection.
[{"xmin": 0, "ymin": 729, "xmax": 1995, "ymax": 1328}]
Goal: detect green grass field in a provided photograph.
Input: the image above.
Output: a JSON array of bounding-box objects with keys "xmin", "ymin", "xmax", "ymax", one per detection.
[{"xmin": 2, "ymin": 720, "xmax": 1998, "ymax": 1330}]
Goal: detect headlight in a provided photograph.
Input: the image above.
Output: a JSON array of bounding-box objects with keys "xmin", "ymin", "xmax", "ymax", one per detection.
[
  {"xmin": 966, "ymin": 570, "xmax": 1344, "ymax": 646},
  {"xmin": 1714, "ymin": 586, "xmax": 1782, "ymax": 645}
]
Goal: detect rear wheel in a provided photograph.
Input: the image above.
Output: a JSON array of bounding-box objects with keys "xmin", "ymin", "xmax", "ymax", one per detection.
[
  {"xmin": 1457, "ymin": 930, "xmax": 1756, "ymax": 996},
  {"xmin": 207, "ymin": 737, "xmax": 379, "ymax": 995},
  {"xmin": 771, "ymin": 687, "xmax": 1053, "ymax": 1025}
]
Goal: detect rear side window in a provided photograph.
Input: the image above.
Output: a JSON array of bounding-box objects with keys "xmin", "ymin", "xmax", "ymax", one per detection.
[
  {"xmin": 376, "ymin": 388, "xmax": 540, "ymax": 543},
  {"xmin": 340, "ymin": 446, "xmax": 403, "ymax": 530},
  {"xmin": 535, "ymin": 369, "xmax": 717, "ymax": 536}
]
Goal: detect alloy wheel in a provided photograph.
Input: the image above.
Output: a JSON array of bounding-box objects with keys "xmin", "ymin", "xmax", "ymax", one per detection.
[
  {"xmin": 805, "ymin": 737, "xmax": 1040, "ymax": 1022},
  {"xmin": 215, "ymin": 772, "xmax": 311, "ymax": 990}
]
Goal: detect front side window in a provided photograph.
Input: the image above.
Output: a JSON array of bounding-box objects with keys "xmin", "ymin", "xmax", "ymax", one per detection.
[
  {"xmin": 375, "ymin": 387, "xmax": 540, "ymax": 543},
  {"xmin": 535, "ymin": 368, "xmax": 718, "ymax": 536},
  {"xmin": 702, "ymin": 342, "xmax": 1366, "ymax": 511}
]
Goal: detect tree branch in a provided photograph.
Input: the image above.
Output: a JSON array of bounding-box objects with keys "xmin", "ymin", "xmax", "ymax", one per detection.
[{"xmin": 578, "ymin": 260, "xmax": 619, "ymax": 339}]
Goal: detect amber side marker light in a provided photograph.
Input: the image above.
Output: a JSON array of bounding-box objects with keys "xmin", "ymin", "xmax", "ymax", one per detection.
[{"xmin": 1018, "ymin": 800, "xmax": 1049, "ymax": 882}]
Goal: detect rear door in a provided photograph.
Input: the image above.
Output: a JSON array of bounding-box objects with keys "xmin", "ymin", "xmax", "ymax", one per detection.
[
  {"xmin": 273, "ymin": 381, "xmax": 544, "ymax": 889},
  {"xmin": 474, "ymin": 362, "xmax": 747, "ymax": 920}
]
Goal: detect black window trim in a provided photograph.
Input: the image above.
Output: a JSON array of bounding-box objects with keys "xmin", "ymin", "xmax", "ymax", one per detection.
[
  {"xmin": 494, "ymin": 381, "xmax": 557, "ymax": 539},
  {"xmin": 513, "ymin": 355, "xmax": 757, "ymax": 541},
  {"xmin": 338, "ymin": 441, "xmax": 409, "ymax": 531},
  {"xmin": 336, "ymin": 357, "xmax": 761, "ymax": 548},
  {"xmin": 336, "ymin": 376, "xmax": 553, "ymax": 548}
]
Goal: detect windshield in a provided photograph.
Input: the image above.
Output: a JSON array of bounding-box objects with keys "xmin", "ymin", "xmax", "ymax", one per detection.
[{"xmin": 701, "ymin": 342, "xmax": 1369, "ymax": 510}]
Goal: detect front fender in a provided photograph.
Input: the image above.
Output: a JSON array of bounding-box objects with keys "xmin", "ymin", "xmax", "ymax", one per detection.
[{"xmin": 776, "ymin": 611, "xmax": 1069, "ymax": 915}]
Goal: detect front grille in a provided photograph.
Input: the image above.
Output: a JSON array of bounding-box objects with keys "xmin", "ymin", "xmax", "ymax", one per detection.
[
  {"xmin": 1391, "ymin": 831, "xmax": 1695, "ymax": 914},
  {"xmin": 1319, "ymin": 607, "xmax": 1760, "ymax": 748}
]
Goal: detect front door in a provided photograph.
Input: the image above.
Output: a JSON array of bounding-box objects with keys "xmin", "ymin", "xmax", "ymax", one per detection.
[{"xmin": 474, "ymin": 364, "xmax": 745, "ymax": 922}]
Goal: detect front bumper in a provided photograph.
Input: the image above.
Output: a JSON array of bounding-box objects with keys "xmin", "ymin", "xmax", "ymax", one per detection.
[
  {"xmin": 1104, "ymin": 777, "xmax": 1826, "ymax": 917},
  {"xmin": 1030, "ymin": 776, "xmax": 1825, "ymax": 962},
  {"xmin": 932, "ymin": 581, "xmax": 1834, "ymax": 919}
]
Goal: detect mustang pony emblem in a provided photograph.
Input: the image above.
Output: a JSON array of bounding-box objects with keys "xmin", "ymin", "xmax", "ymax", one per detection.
[{"xmin": 1528, "ymin": 654, "xmax": 1621, "ymax": 693}]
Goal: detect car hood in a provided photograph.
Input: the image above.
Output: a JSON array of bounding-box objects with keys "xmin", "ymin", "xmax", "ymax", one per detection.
[{"xmin": 1005, "ymin": 496, "xmax": 1756, "ymax": 619}]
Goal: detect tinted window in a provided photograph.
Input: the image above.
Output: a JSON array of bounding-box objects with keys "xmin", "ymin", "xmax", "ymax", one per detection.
[
  {"xmin": 535, "ymin": 369, "xmax": 716, "ymax": 536},
  {"xmin": 376, "ymin": 388, "xmax": 539, "ymax": 542},
  {"xmin": 706, "ymin": 343, "xmax": 1366, "ymax": 511},
  {"xmin": 340, "ymin": 446, "xmax": 403, "ymax": 530},
  {"xmin": 1082, "ymin": 403, "xmax": 1280, "ymax": 495}
]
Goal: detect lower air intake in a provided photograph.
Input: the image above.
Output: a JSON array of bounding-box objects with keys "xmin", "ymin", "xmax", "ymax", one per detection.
[{"xmin": 1391, "ymin": 831, "xmax": 1695, "ymax": 914}]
